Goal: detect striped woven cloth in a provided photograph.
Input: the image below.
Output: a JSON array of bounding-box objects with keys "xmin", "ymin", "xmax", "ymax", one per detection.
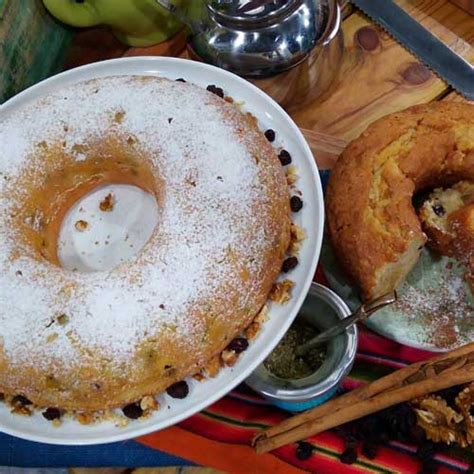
[{"xmin": 1, "ymin": 175, "xmax": 471, "ymax": 473}]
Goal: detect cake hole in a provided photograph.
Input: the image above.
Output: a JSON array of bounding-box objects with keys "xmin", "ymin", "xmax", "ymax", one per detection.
[{"xmin": 58, "ymin": 184, "xmax": 159, "ymax": 272}]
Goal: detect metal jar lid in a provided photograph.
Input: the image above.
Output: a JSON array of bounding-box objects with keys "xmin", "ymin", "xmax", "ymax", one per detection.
[{"xmin": 188, "ymin": 0, "xmax": 341, "ymax": 78}]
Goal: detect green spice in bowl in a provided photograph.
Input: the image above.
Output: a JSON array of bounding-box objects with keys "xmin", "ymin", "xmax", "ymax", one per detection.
[
  {"xmin": 263, "ymin": 320, "xmax": 326, "ymax": 380},
  {"xmin": 246, "ymin": 282, "xmax": 358, "ymax": 412}
]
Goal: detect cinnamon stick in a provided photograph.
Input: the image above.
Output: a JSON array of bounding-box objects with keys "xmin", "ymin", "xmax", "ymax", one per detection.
[
  {"xmin": 254, "ymin": 343, "xmax": 474, "ymax": 454},
  {"xmin": 255, "ymin": 342, "xmax": 474, "ymax": 442}
]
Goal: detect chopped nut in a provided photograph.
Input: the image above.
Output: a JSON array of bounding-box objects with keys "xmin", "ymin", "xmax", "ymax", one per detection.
[
  {"xmin": 286, "ymin": 165, "xmax": 298, "ymax": 186},
  {"xmin": 74, "ymin": 220, "xmax": 89, "ymax": 232},
  {"xmin": 11, "ymin": 406, "xmax": 33, "ymax": 416},
  {"xmin": 75, "ymin": 412, "xmax": 96, "ymax": 425},
  {"xmin": 245, "ymin": 321, "xmax": 261, "ymax": 340},
  {"xmin": 456, "ymin": 383, "xmax": 474, "ymax": 445},
  {"xmin": 99, "ymin": 193, "xmax": 115, "ymax": 212},
  {"xmin": 204, "ymin": 355, "xmax": 222, "ymax": 378},
  {"xmin": 10, "ymin": 395, "xmax": 33, "ymax": 417},
  {"xmin": 255, "ymin": 304, "xmax": 269, "ymax": 324},
  {"xmin": 113, "ymin": 416, "xmax": 129, "ymax": 427},
  {"xmin": 221, "ymin": 349, "xmax": 238, "ymax": 367},
  {"xmin": 414, "ymin": 396, "xmax": 464, "ymax": 446},
  {"xmin": 140, "ymin": 395, "xmax": 159, "ymax": 412},
  {"xmin": 289, "ymin": 224, "xmax": 306, "ymax": 256},
  {"xmin": 269, "ymin": 279, "xmax": 294, "ymax": 304},
  {"xmin": 245, "ymin": 304, "xmax": 268, "ymax": 340},
  {"xmin": 52, "ymin": 418, "xmax": 62, "ymax": 428},
  {"xmin": 193, "ymin": 372, "xmax": 206, "ymax": 382}
]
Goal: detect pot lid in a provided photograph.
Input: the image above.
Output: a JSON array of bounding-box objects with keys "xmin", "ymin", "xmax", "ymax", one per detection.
[
  {"xmin": 207, "ymin": 0, "xmax": 296, "ymax": 24},
  {"xmin": 191, "ymin": 0, "xmax": 341, "ymax": 78}
]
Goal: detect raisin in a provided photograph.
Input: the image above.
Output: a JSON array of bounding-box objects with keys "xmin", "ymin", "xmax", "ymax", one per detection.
[
  {"xmin": 227, "ymin": 337, "xmax": 249, "ymax": 354},
  {"xmin": 206, "ymin": 84, "xmax": 224, "ymax": 98},
  {"xmin": 432, "ymin": 203, "xmax": 445, "ymax": 217},
  {"xmin": 122, "ymin": 402, "xmax": 144, "ymax": 419},
  {"xmin": 278, "ymin": 149, "xmax": 292, "ymax": 166},
  {"xmin": 42, "ymin": 407, "xmax": 62, "ymax": 421},
  {"xmin": 264, "ymin": 129, "xmax": 276, "ymax": 142},
  {"xmin": 282, "ymin": 256, "xmax": 298, "ymax": 273},
  {"xmin": 295, "ymin": 441, "xmax": 314, "ymax": 460},
  {"xmin": 416, "ymin": 441, "xmax": 435, "ymax": 462},
  {"xmin": 362, "ymin": 442, "xmax": 378, "ymax": 459},
  {"xmin": 290, "ymin": 196, "xmax": 303, "ymax": 212},
  {"xmin": 340, "ymin": 447, "xmax": 357, "ymax": 464},
  {"xmin": 435, "ymin": 386, "xmax": 459, "ymax": 406},
  {"xmin": 166, "ymin": 381, "xmax": 189, "ymax": 399},
  {"xmin": 419, "ymin": 459, "xmax": 438, "ymax": 474}
]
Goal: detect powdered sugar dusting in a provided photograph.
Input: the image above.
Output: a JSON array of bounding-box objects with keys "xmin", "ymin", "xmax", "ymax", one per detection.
[
  {"xmin": 396, "ymin": 274, "xmax": 472, "ymax": 348},
  {"xmin": 0, "ymin": 76, "xmax": 288, "ymax": 379},
  {"xmin": 370, "ymin": 251, "xmax": 474, "ymax": 350}
]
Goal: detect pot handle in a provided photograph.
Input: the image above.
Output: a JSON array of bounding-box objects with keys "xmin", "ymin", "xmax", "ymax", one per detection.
[{"xmin": 318, "ymin": 0, "xmax": 342, "ymax": 47}]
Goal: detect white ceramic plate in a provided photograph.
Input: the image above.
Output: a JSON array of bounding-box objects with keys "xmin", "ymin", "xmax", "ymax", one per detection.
[
  {"xmin": 0, "ymin": 57, "xmax": 324, "ymax": 445},
  {"xmin": 321, "ymin": 241, "xmax": 473, "ymax": 352}
]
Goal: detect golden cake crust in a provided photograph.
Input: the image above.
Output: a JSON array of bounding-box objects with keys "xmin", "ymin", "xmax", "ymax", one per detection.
[
  {"xmin": 0, "ymin": 76, "xmax": 291, "ymax": 411},
  {"xmin": 326, "ymin": 102, "xmax": 474, "ymax": 300}
]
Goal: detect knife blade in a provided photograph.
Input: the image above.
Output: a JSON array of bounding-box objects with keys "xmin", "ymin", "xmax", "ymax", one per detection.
[{"xmin": 350, "ymin": 0, "xmax": 474, "ymax": 100}]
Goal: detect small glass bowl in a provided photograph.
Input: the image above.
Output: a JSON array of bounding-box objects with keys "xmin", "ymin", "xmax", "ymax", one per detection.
[{"xmin": 245, "ymin": 282, "xmax": 358, "ymax": 411}]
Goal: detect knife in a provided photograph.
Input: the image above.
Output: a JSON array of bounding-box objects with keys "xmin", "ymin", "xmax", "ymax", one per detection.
[
  {"xmin": 295, "ymin": 291, "xmax": 397, "ymax": 356},
  {"xmin": 350, "ymin": 0, "xmax": 474, "ymax": 100}
]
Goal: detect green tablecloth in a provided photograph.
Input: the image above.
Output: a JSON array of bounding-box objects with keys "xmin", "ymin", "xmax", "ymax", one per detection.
[{"xmin": 0, "ymin": 0, "xmax": 72, "ymax": 103}]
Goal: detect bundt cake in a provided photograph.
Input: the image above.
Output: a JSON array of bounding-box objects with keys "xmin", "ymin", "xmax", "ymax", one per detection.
[
  {"xmin": 326, "ymin": 102, "xmax": 474, "ymax": 300},
  {"xmin": 0, "ymin": 76, "xmax": 292, "ymax": 412}
]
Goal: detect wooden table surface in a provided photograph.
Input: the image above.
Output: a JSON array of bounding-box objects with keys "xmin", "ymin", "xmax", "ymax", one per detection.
[{"xmin": 66, "ymin": 0, "xmax": 473, "ymax": 170}]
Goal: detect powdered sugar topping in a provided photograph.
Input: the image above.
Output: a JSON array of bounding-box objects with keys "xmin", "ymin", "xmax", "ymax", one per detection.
[{"xmin": 0, "ymin": 76, "xmax": 285, "ymax": 376}]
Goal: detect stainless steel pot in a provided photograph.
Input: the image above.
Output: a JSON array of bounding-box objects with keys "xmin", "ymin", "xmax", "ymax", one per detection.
[{"xmin": 157, "ymin": 0, "xmax": 344, "ymax": 111}]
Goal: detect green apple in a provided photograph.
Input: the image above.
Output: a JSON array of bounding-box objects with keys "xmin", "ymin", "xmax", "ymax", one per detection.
[{"xmin": 43, "ymin": 0, "xmax": 183, "ymax": 47}]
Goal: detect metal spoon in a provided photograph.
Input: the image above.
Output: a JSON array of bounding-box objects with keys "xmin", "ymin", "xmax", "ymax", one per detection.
[{"xmin": 295, "ymin": 291, "xmax": 397, "ymax": 356}]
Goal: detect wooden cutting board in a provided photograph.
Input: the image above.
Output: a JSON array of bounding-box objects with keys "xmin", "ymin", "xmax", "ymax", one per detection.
[{"xmin": 65, "ymin": 0, "xmax": 473, "ymax": 156}]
